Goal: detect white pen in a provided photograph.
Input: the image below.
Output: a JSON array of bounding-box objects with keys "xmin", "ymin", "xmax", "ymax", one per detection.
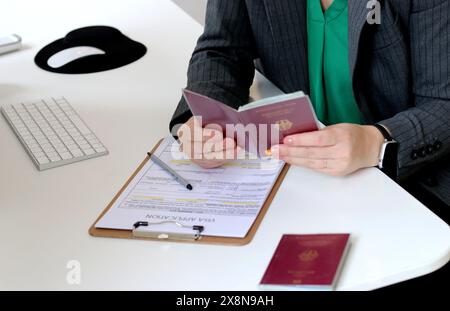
[{"xmin": 147, "ymin": 152, "xmax": 193, "ymax": 190}]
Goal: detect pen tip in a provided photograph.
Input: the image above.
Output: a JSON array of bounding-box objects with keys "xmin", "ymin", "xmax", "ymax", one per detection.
[{"xmin": 187, "ymin": 184, "xmax": 193, "ymax": 190}]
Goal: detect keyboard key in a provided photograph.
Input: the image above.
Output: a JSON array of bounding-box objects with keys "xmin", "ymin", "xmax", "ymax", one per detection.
[
  {"xmin": 87, "ymin": 138, "xmax": 99, "ymax": 145},
  {"xmin": 49, "ymin": 155, "xmax": 61, "ymax": 162},
  {"xmin": 55, "ymin": 147, "xmax": 68, "ymax": 154},
  {"xmin": 94, "ymin": 146, "xmax": 107, "ymax": 153},
  {"xmin": 41, "ymin": 142, "xmax": 52, "ymax": 149},
  {"xmin": 33, "ymin": 151, "xmax": 45, "ymax": 158},
  {"xmin": 70, "ymin": 150, "xmax": 84, "ymax": 157},
  {"xmin": 37, "ymin": 157, "xmax": 50, "ymax": 165},
  {"xmin": 83, "ymin": 148, "xmax": 95, "ymax": 155},
  {"xmin": 31, "ymin": 148, "xmax": 43, "ymax": 154},
  {"xmin": 79, "ymin": 142, "xmax": 91, "ymax": 149},
  {"xmin": 60, "ymin": 152, "xmax": 73, "ymax": 160},
  {"xmin": 46, "ymin": 151, "xmax": 58, "ymax": 157}
]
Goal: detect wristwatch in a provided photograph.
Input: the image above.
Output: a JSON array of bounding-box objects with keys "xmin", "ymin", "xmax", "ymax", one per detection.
[{"xmin": 373, "ymin": 124, "xmax": 399, "ymax": 178}]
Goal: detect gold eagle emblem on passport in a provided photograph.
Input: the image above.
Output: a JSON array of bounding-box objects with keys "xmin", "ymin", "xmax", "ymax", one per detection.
[
  {"xmin": 298, "ymin": 249, "xmax": 319, "ymax": 262},
  {"xmin": 274, "ymin": 119, "xmax": 293, "ymax": 131}
]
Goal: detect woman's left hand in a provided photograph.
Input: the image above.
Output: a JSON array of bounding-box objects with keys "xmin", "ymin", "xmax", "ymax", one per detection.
[{"xmin": 270, "ymin": 123, "xmax": 385, "ymax": 176}]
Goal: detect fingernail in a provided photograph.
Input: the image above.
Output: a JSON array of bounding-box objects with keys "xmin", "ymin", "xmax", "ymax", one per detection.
[
  {"xmin": 285, "ymin": 137, "xmax": 293, "ymax": 145},
  {"xmin": 270, "ymin": 145, "xmax": 280, "ymax": 158}
]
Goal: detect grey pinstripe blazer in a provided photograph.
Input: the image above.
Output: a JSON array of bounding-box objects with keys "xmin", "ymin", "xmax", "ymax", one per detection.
[{"xmin": 170, "ymin": 0, "xmax": 450, "ymax": 204}]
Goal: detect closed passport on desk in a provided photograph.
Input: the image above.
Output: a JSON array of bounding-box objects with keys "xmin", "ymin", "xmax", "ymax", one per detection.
[
  {"xmin": 182, "ymin": 89, "xmax": 319, "ymax": 157},
  {"xmin": 260, "ymin": 234, "xmax": 350, "ymax": 290}
]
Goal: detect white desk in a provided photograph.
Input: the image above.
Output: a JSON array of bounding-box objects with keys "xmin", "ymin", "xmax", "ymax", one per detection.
[{"xmin": 0, "ymin": 0, "xmax": 449, "ymax": 291}]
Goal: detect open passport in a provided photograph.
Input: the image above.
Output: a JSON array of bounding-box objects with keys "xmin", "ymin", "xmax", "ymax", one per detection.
[{"xmin": 182, "ymin": 89, "xmax": 320, "ymax": 157}]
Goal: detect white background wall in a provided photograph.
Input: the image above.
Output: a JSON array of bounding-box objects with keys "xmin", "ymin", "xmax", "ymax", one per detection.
[{"xmin": 172, "ymin": 0, "xmax": 207, "ymax": 25}]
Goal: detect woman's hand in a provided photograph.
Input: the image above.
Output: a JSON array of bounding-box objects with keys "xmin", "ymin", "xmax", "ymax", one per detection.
[
  {"xmin": 177, "ymin": 116, "xmax": 238, "ymax": 169},
  {"xmin": 270, "ymin": 123, "xmax": 385, "ymax": 176}
]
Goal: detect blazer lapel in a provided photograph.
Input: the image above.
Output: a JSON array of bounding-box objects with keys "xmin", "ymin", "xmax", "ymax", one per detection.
[
  {"xmin": 262, "ymin": 0, "xmax": 309, "ymax": 92},
  {"xmin": 348, "ymin": 0, "xmax": 369, "ymax": 80},
  {"xmin": 348, "ymin": 0, "xmax": 375, "ymax": 122}
]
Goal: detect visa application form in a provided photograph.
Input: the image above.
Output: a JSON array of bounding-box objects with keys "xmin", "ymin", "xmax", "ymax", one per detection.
[{"xmin": 95, "ymin": 136, "xmax": 285, "ymax": 238}]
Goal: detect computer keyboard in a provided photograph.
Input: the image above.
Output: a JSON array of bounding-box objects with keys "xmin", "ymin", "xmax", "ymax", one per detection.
[{"xmin": 1, "ymin": 97, "xmax": 108, "ymax": 170}]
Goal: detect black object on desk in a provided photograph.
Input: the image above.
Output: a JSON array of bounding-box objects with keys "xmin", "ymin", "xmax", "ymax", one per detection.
[{"xmin": 35, "ymin": 25, "xmax": 147, "ymax": 74}]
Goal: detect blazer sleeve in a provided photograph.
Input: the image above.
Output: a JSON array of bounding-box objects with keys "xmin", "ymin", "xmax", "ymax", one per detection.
[
  {"xmin": 169, "ymin": 0, "xmax": 257, "ymax": 137},
  {"xmin": 378, "ymin": 0, "xmax": 450, "ymax": 180}
]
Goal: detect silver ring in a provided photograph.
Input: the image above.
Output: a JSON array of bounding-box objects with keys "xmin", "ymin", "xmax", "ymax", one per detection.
[{"xmin": 323, "ymin": 160, "xmax": 328, "ymax": 169}]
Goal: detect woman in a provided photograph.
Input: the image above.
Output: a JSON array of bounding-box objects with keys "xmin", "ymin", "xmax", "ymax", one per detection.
[{"xmin": 170, "ymin": 0, "xmax": 450, "ymax": 206}]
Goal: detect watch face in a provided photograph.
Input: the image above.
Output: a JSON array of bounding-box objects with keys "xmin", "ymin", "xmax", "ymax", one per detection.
[{"xmin": 382, "ymin": 141, "xmax": 399, "ymax": 178}]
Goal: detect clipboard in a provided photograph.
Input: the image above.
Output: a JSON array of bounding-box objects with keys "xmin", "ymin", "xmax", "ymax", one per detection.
[{"xmin": 89, "ymin": 139, "xmax": 290, "ymax": 246}]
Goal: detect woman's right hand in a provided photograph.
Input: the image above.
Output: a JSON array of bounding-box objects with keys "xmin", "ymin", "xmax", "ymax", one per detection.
[{"xmin": 177, "ymin": 116, "xmax": 239, "ymax": 169}]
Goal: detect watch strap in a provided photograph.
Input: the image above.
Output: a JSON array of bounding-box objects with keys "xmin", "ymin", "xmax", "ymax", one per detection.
[{"xmin": 373, "ymin": 124, "xmax": 393, "ymax": 141}]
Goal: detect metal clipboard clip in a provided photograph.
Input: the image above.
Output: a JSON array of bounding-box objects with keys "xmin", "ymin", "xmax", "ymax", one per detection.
[{"xmin": 132, "ymin": 221, "xmax": 205, "ymax": 241}]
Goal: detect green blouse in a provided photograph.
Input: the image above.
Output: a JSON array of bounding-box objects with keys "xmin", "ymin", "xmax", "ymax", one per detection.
[{"xmin": 307, "ymin": 0, "xmax": 362, "ymax": 125}]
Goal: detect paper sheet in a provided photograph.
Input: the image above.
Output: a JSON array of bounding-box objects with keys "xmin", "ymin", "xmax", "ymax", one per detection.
[{"xmin": 95, "ymin": 136, "xmax": 285, "ymax": 238}]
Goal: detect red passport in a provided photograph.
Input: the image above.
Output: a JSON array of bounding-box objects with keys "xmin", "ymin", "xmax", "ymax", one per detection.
[
  {"xmin": 260, "ymin": 234, "xmax": 350, "ymax": 290},
  {"xmin": 182, "ymin": 89, "xmax": 320, "ymax": 157}
]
